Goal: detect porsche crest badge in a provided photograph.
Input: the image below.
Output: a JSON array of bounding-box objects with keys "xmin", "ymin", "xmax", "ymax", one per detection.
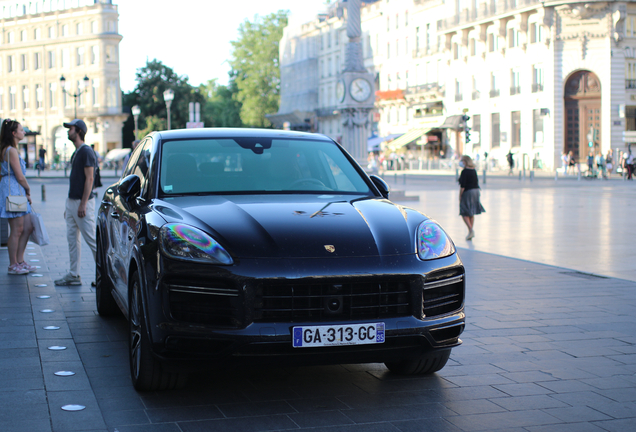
[{"xmin": 324, "ymin": 245, "xmax": 335, "ymax": 253}]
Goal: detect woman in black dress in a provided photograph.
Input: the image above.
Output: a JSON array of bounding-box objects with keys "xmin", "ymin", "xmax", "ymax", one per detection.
[{"xmin": 458, "ymin": 155, "xmax": 485, "ymax": 240}]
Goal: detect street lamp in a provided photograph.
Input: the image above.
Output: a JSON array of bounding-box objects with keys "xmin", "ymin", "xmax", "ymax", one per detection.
[
  {"xmin": 163, "ymin": 89, "xmax": 174, "ymax": 130},
  {"xmin": 60, "ymin": 75, "xmax": 89, "ymax": 119},
  {"xmin": 131, "ymin": 105, "xmax": 141, "ymax": 140}
]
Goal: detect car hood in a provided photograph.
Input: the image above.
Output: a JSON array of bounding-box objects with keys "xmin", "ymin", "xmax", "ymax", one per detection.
[{"xmin": 154, "ymin": 195, "xmax": 428, "ymax": 259}]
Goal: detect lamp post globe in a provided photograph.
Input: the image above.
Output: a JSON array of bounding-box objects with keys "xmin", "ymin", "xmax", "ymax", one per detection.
[
  {"xmin": 163, "ymin": 89, "xmax": 174, "ymax": 130},
  {"xmin": 131, "ymin": 105, "xmax": 141, "ymax": 140}
]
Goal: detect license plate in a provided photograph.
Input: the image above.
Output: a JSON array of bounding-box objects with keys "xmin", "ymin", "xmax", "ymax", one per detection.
[{"xmin": 292, "ymin": 323, "xmax": 385, "ymax": 348}]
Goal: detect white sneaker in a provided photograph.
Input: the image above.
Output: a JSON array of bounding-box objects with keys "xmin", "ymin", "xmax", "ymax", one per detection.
[
  {"xmin": 54, "ymin": 273, "xmax": 82, "ymax": 286},
  {"xmin": 466, "ymin": 230, "xmax": 475, "ymax": 240}
]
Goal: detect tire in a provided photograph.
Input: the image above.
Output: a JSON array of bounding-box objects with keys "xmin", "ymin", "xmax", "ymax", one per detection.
[
  {"xmin": 95, "ymin": 233, "xmax": 120, "ymax": 316},
  {"xmin": 129, "ymin": 270, "xmax": 186, "ymax": 391},
  {"xmin": 384, "ymin": 349, "xmax": 451, "ymax": 375}
]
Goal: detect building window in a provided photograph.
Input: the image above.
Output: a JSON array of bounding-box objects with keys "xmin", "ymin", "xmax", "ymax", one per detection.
[
  {"xmin": 34, "ymin": 52, "xmax": 41, "ymax": 70},
  {"xmin": 107, "ymin": 21, "xmax": 116, "ymax": 33},
  {"xmin": 453, "ymin": 42, "xmax": 459, "ymax": 60},
  {"xmin": 532, "ymin": 65, "xmax": 544, "ymax": 92},
  {"xmin": 533, "ymin": 109, "xmax": 544, "ymax": 145},
  {"xmin": 76, "ymin": 23, "xmax": 83, "ymax": 35},
  {"xmin": 426, "ymin": 23, "xmax": 432, "ymax": 53},
  {"xmin": 387, "ymin": 42, "xmax": 390, "ymax": 58},
  {"xmin": 8, "ymin": 55, "xmax": 13, "ymax": 73},
  {"xmin": 107, "ymin": 79, "xmax": 118, "ymax": 107},
  {"xmin": 508, "ymin": 28, "xmax": 519, "ymax": 48},
  {"xmin": 20, "ymin": 30, "xmax": 26, "ymax": 42},
  {"xmin": 35, "ymin": 84, "xmax": 43, "ymax": 109},
  {"xmin": 490, "ymin": 72, "xmax": 499, "ymax": 97},
  {"xmin": 48, "ymin": 50, "xmax": 55, "ymax": 68},
  {"xmin": 77, "ymin": 47, "xmax": 84, "ymax": 66},
  {"xmin": 455, "ymin": 79, "xmax": 462, "ymax": 102},
  {"xmin": 91, "ymin": 45, "xmax": 99, "ymax": 65},
  {"xmin": 77, "ymin": 80, "xmax": 85, "ymax": 107},
  {"xmin": 510, "ymin": 68, "xmax": 520, "ymax": 95},
  {"xmin": 106, "ymin": 45, "xmax": 116, "ymax": 63},
  {"xmin": 62, "ymin": 25, "xmax": 69, "ymax": 37},
  {"xmin": 473, "ymin": 114, "xmax": 481, "ymax": 144},
  {"xmin": 470, "ymin": 38, "xmax": 476, "ymax": 56},
  {"xmin": 488, "ymin": 33, "xmax": 497, "ymax": 52},
  {"xmin": 511, "ymin": 111, "xmax": 521, "ymax": 147},
  {"xmin": 34, "ymin": 28, "xmax": 41, "ymax": 40},
  {"xmin": 92, "ymin": 78, "xmax": 100, "ymax": 106},
  {"xmin": 7, "ymin": 32, "xmax": 14, "ymax": 44},
  {"xmin": 387, "ymin": 16, "xmax": 390, "ymax": 32},
  {"xmin": 491, "ymin": 113, "xmax": 500, "ymax": 148},
  {"xmin": 20, "ymin": 54, "xmax": 27, "ymax": 72},
  {"xmin": 405, "ymin": 10, "xmax": 409, "ymax": 26},
  {"xmin": 49, "ymin": 83, "xmax": 56, "ymax": 108},
  {"xmin": 395, "ymin": 13, "xmax": 399, "ymax": 29},
  {"xmin": 9, "ymin": 86, "xmax": 16, "ymax": 111},
  {"xmin": 48, "ymin": 27, "xmax": 55, "ymax": 38},
  {"xmin": 530, "ymin": 22, "xmax": 543, "ymax": 43},
  {"xmin": 0, "ymin": 88, "xmax": 4, "ymax": 111},
  {"xmin": 62, "ymin": 48, "xmax": 70, "ymax": 68}
]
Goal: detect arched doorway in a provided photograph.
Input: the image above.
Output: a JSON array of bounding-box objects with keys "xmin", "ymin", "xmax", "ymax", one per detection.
[{"xmin": 564, "ymin": 70, "xmax": 601, "ymax": 163}]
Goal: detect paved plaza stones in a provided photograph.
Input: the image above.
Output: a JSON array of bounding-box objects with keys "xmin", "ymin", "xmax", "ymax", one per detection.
[{"xmin": 0, "ymin": 172, "xmax": 634, "ymax": 431}]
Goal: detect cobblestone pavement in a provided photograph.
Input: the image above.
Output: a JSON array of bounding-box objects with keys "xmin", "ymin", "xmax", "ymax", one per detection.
[{"xmin": 0, "ymin": 174, "xmax": 634, "ymax": 432}]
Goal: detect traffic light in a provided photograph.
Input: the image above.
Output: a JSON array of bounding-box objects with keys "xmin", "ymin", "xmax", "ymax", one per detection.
[{"xmin": 462, "ymin": 114, "xmax": 471, "ymax": 143}]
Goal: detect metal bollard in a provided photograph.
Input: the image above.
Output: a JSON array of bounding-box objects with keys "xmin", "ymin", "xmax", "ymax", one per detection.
[
  {"xmin": 482, "ymin": 169, "xmax": 487, "ymax": 185},
  {"xmin": 530, "ymin": 171, "xmax": 534, "ymax": 182},
  {"xmin": 41, "ymin": 184, "xmax": 46, "ymax": 201},
  {"xmin": 554, "ymin": 171, "xmax": 558, "ymax": 181},
  {"xmin": 519, "ymin": 171, "xmax": 522, "ymax": 180},
  {"xmin": 577, "ymin": 171, "xmax": 581, "ymax": 181},
  {"xmin": 455, "ymin": 168, "xmax": 459, "ymax": 182},
  {"xmin": 403, "ymin": 174, "xmax": 406, "ymax": 184}
]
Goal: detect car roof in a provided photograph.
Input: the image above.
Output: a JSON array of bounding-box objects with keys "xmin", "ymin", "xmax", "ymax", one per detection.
[{"xmin": 152, "ymin": 128, "xmax": 333, "ymax": 142}]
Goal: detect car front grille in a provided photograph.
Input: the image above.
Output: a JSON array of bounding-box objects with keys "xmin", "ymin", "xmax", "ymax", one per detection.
[
  {"xmin": 167, "ymin": 280, "xmax": 241, "ymax": 327},
  {"xmin": 422, "ymin": 269, "xmax": 464, "ymax": 317},
  {"xmin": 255, "ymin": 278, "xmax": 412, "ymax": 323}
]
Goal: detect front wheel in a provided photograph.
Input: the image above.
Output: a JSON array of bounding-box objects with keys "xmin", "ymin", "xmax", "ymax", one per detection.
[
  {"xmin": 384, "ymin": 349, "xmax": 451, "ymax": 375},
  {"xmin": 129, "ymin": 270, "xmax": 186, "ymax": 391}
]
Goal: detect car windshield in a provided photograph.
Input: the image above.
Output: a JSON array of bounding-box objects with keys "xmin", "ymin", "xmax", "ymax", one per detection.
[{"xmin": 159, "ymin": 137, "xmax": 372, "ymax": 195}]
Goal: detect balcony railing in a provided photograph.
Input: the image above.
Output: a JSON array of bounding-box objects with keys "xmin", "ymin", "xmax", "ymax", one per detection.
[
  {"xmin": 440, "ymin": 0, "xmax": 541, "ymax": 31},
  {"xmin": 626, "ymin": 80, "xmax": 636, "ymax": 89},
  {"xmin": 531, "ymin": 83, "xmax": 544, "ymax": 93},
  {"xmin": 510, "ymin": 86, "xmax": 521, "ymax": 95},
  {"xmin": 490, "ymin": 89, "xmax": 500, "ymax": 98},
  {"xmin": 472, "ymin": 91, "xmax": 481, "ymax": 100},
  {"xmin": 455, "ymin": 93, "xmax": 463, "ymax": 102}
]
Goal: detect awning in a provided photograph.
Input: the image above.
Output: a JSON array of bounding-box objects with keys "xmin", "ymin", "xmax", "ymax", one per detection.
[
  {"xmin": 367, "ymin": 133, "xmax": 403, "ymax": 151},
  {"xmin": 439, "ymin": 115, "xmax": 463, "ymax": 130},
  {"xmin": 386, "ymin": 129, "xmax": 427, "ymax": 148}
]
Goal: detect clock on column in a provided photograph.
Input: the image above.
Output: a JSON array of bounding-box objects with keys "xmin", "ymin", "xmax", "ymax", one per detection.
[{"xmin": 349, "ymin": 77, "xmax": 372, "ymax": 102}]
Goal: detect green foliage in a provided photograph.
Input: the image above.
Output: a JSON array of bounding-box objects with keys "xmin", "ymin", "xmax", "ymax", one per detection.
[
  {"xmin": 229, "ymin": 11, "xmax": 289, "ymax": 128},
  {"xmin": 124, "ymin": 59, "xmax": 205, "ymax": 135},
  {"xmin": 200, "ymin": 77, "xmax": 243, "ymax": 128},
  {"xmin": 137, "ymin": 115, "xmax": 166, "ymax": 139}
]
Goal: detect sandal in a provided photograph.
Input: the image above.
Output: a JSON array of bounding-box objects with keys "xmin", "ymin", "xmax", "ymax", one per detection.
[{"xmin": 8, "ymin": 264, "xmax": 29, "ymax": 275}]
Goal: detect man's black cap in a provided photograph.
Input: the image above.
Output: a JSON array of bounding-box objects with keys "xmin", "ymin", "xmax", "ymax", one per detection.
[{"xmin": 63, "ymin": 119, "xmax": 87, "ymax": 134}]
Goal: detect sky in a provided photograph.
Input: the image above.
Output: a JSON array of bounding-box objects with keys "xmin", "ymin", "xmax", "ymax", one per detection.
[{"xmin": 116, "ymin": 0, "xmax": 328, "ymax": 93}]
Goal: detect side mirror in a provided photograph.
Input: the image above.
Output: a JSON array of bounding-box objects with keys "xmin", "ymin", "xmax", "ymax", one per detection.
[
  {"xmin": 117, "ymin": 174, "xmax": 141, "ymax": 200},
  {"xmin": 369, "ymin": 175, "xmax": 389, "ymax": 199}
]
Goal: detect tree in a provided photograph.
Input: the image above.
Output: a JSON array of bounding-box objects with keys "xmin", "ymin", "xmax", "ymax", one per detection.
[
  {"xmin": 229, "ymin": 11, "xmax": 288, "ymax": 128},
  {"xmin": 123, "ymin": 59, "xmax": 205, "ymax": 142},
  {"xmin": 200, "ymin": 77, "xmax": 243, "ymax": 128}
]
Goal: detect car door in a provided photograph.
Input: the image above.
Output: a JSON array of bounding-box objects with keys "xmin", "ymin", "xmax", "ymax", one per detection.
[
  {"xmin": 108, "ymin": 141, "xmax": 147, "ymax": 297},
  {"xmin": 115, "ymin": 140, "xmax": 153, "ymax": 303}
]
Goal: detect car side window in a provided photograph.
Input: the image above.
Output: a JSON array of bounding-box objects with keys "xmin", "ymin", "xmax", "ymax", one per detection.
[
  {"xmin": 122, "ymin": 139, "xmax": 147, "ymax": 178},
  {"xmin": 132, "ymin": 140, "xmax": 152, "ymax": 199}
]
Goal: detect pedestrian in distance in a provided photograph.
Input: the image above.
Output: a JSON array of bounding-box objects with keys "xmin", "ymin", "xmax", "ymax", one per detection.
[
  {"xmin": 606, "ymin": 149, "xmax": 614, "ymax": 179},
  {"xmin": 458, "ymin": 155, "xmax": 485, "ymax": 241},
  {"xmin": 625, "ymin": 150, "xmax": 634, "ymax": 180},
  {"xmin": 54, "ymin": 119, "xmax": 98, "ymax": 286},
  {"xmin": 37, "ymin": 145, "xmax": 47, "ymax": 173},
  {"xmin": 596, "ymin": 151, "xmax": 606, "ymax": 180},
  {"xmin": 568, "ymin": 150, "xmax": 576, "ymax": 175},
  {"xmin": 506, "ymin": 151, "xmax": 514, "ymax": 175},
  {"xmin": 0, "ymin": 119, "xmax": 35, "ymax": 275},
  {"xmin": 561, "ymin": 151, "xmax": 569, "ymax": 175}
]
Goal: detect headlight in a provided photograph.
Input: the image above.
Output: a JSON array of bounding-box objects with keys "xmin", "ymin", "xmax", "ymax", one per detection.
[
  {"xmin": 416, "ymin": 220, "xmax": 455, "ymax": 260},
  {"xmin": 159, "ymin": 223, "xmax": 233, "ymax": 265}
]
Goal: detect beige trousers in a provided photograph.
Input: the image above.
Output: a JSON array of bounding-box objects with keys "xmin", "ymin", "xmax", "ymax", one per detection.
[{"xmin": 64, "ymin": 197, "xmax": 97, "ymax": 276}]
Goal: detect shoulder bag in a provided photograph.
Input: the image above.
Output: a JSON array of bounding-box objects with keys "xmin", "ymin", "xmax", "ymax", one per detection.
[{"xmin": 5, "ymin": 148, "xmax": 28, "ymax": 213}]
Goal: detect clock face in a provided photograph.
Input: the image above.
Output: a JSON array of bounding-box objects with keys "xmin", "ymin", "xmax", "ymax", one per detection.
[
  {"xmin": 336, "ymin": 80, "xmax": 345, "ymax": 102},
  {"xmin": 350, "ymin": 78, "xmax": 372, "ymax": 102}
]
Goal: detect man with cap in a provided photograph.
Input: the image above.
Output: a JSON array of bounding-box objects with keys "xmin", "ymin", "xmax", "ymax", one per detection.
[{"xmin": 54, "ymin": 119, "xmax": 98, "ymax": 286}]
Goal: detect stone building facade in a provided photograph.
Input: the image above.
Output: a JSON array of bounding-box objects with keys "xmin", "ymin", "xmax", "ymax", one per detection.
[
  {"xmin": 274, "ymin": 0, "xmax": 636, "ymax": 171},
  {"xmin": 0, "ymin": 0, "xmax": 125, "ymax": 166}
]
